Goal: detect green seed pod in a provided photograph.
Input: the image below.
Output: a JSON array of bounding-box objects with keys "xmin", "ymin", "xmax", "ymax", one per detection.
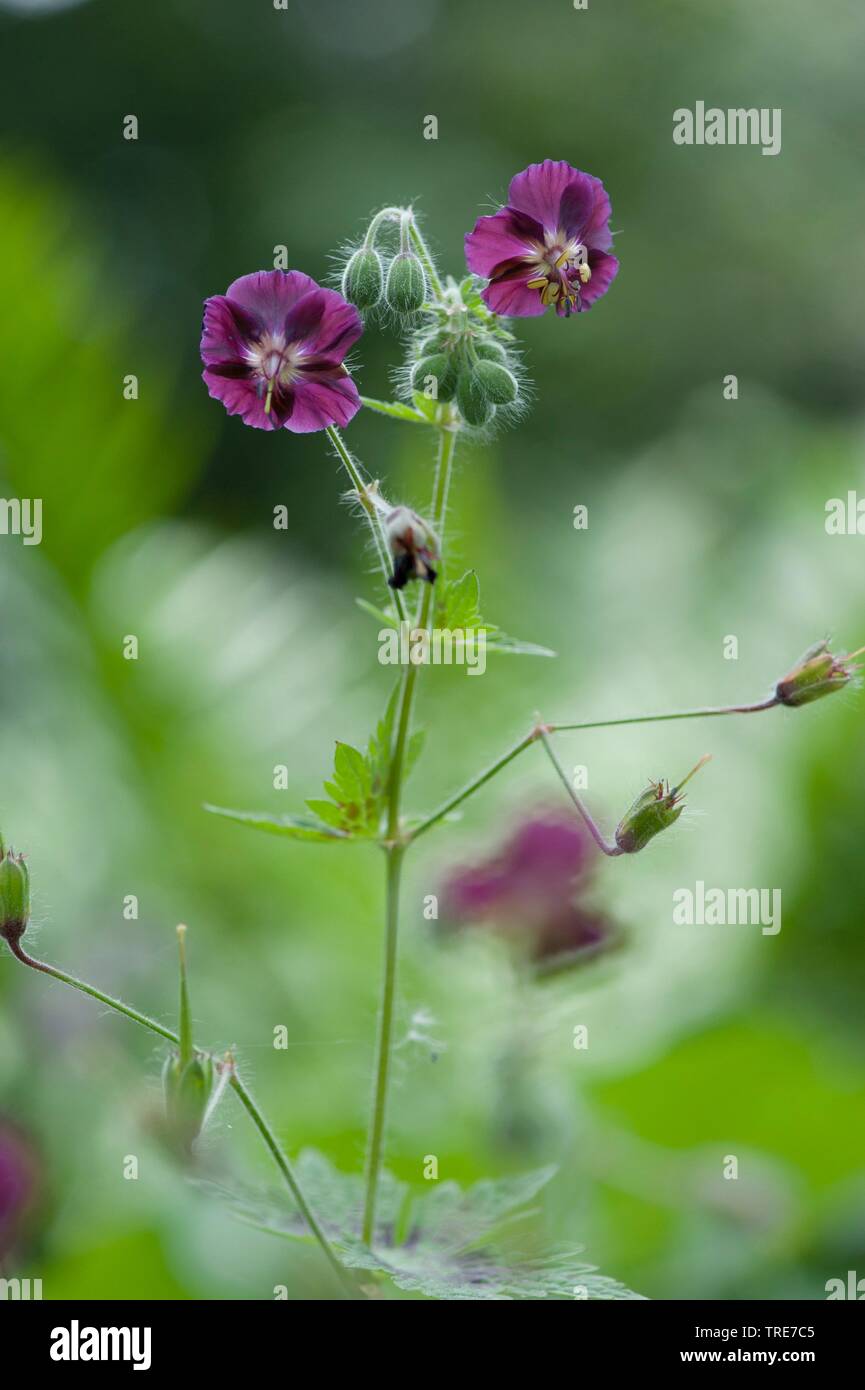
[
  {"xmin": 411, "ymin": 353, "xmax": 456, "ymax": 400},
  {"xmin": 615, "ymin": 756, "xmax": 711, "ymax": 854},
  {"xmin": 456, "ymin": 370, "xmax": 494, "ymax": 427},
  {"xmin": 473, "ymin": 339, "xmax": 509, "ymax": 364},
  {"xmin": 474, "ymin": 359, "xmax": 518, "ymax": 405},
  {"xmin": 385, "ymin": 252, "xmax": 427, "ymax": 314},
  {"xmin": 341, "ymin": 246, "xmax": 383, "ymax": 310},
  {"xmin": 0, "ymin": 848, "xmax": 30, "ymax": 939},
  {"xmin": 775, "ymin": 638, "xmax": 864, "ymax": 707}
]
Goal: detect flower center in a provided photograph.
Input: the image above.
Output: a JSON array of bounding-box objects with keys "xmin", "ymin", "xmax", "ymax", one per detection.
[
  {"xmin": 525, "ymin": 230, "xmax": 591, "ymax": 310},
  {"xmin": 244, "ymin": 333, "xmax": 308, "ymax": 412}
]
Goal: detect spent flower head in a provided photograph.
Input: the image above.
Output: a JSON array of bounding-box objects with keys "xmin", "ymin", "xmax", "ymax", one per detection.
[
  {"xmin": 201, "ymin": 270, "xmax": 363, "ymax": 432},
  {"xmin": 465, "ymin": 159, "xmax": 619, "ymax": 318},
  {"xmin": 614, "ymin": 755, "xmax": 711, "ymax": 855},
  {"xmin": 774, "ymin": 638, "xmax": 864, "ymax": 708}
]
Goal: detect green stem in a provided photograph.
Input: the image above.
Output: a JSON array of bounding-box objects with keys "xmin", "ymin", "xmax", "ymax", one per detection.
[
  {"xmin": 362, "ymin": 428, "xmax": 456, "ymax": 1246},
  {"xmin": 406, "ymin": 216, "xmax": 446, "ymax": 301},
  {"xmin": 408, "ymin": 695, "xmax": 779, "ymax": 842},
  {"xmin": 326, "ymin": 424, "xmax": 408, "ymax": 624},
  {"xmin": 5, "ymin": 935, "xmax": 358, "ymax": 1298},
  {"xmin": 537, "ymin": 727, "xmax": 622, "ymax": 856}
]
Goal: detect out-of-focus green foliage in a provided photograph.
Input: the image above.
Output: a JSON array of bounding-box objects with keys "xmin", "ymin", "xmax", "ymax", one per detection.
[{"xmin": 1, "ymin": 0, "xmax": 864, "ymax": 1299}]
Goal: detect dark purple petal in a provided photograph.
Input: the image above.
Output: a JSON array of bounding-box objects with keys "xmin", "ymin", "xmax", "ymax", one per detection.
[
  {"xmin": 284, "ymin": 287, "xmax": 363, "ymax": 362},
  {"xmin": 577, "ymin": 249, "xmax": 619, "ymax": 310},
  {"xmin": 582, "ymin": 176, "xmax": 614, "ymax": 251},
  {"xmin": 285, "ymin": 372, "xmax": 361, "ymax": 433},
  {"xmin": 202, "ymin": 368, "xmax": 282, "ymax": 431},
  {"xmin": 224, "ymin": 270, "xmax": 320, "ymax": 335},
  {"xmin": 507, "ymin": 160, "xmax": 584, "ymax": 233},
  {"xmin": 464, "ymin": 208, "xmax": 542, "ymax": 279},
  {"xmin": 200, "ymin": 294, "xmax": 257, "ymax": 371},
  {"xmin": 481, "ymin": 269, "xmax": 546, "ymax": 318},
  {"xmin": 557, "ymin": 174, "xmax": 597, "ymax": 242}
]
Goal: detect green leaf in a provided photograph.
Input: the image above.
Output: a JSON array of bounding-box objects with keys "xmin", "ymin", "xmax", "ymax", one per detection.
[
  {"xmin": 356, "ymin": 597, "xmax": 399, "ymax": 630},
  {"xmin": 436, "ymin": 571, "xmax": 556, "ymax": 659},
  {"xmin": 203, "ymin": 1151, "xmax": 645, "ymax": 1301},
  {"xmin": 404, "ymin": 728, "xmax": 426, "ymax": 780},
  {"xmin": 203, "ymin": 805, "xmax": 349, "ymax": 842}
]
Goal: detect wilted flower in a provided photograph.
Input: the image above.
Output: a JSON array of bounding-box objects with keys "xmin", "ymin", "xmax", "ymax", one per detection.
[
  {"xmin": 439, "ymin": 808, "xmax": 616, "ymax": 970},
  {"xmin": 465, "ymin": 160, "xmax": 619, "ymax": 318},
  {"xmin": 775, "ymin": 638, "xmax": 864, "ymax": 708},
  {"xmin": 201, "ymin": 270, "xmax": 363, "ymax": 432},
  {"xmin": 385, "ymin": 505, "xmax": 439, "ymax": 589}
]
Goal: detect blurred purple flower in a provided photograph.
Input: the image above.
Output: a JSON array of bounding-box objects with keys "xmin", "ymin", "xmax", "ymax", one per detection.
[
  {"xmin": 0, "ymin": 1117, "xmax": 40, "ymax": 1262},
  {"xmin": 439, "ymin": 807, "xmax": 617, "ymax": 970},
  {"xmin": 465, "ymin": 160, "xmax": 619, "ymax": 318},
  {"xmin": 200, "ymin": 270, "xmax": 363, "ymax": 432}
]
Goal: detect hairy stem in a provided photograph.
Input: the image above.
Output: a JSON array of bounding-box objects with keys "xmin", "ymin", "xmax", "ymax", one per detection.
[
  {"xmin": 408, "ymin": 694, "xmax": 780, "ymax": 842},
  {"xmin": 406, "ymin": 215, "xmax": 446, "ymax": 301},
  {"xmin": 326, "ymin": 423, "xmax": 408, "ymax": 623},
  {"xmin": 537, "ymin": 727, "xmax": 622, "ymax": 855},
  {"xmin": 4, "ymin": 935, "xmax": 358, "ymax": 1297},
  {"xmin": 362, "ymin": 427, "xmax": 456, "ymax": 1245}
]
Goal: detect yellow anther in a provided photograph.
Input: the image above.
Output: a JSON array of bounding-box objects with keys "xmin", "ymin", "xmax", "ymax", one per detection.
[
  {"xmin": 578, "ymin": 263, "xmax": 592, "ymax": 284},
  {"xmin": 526, "ymin": 276, "xmax": 548, "ymax": 290},
  {"xmin": 541, "ymin": 281, "xmax": 561, "ymax": 306},
  {"xmin": 554, "ymin": 250, "xmax": 570, "ymax": 269},
  {"xmin": 264, "ymin": 380, "xmax": 274, "ymax": 415}
]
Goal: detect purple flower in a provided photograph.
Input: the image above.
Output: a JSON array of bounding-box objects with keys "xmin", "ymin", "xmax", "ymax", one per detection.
[
  {"xmin": 465, "ymin": 160, "xmax": 619, "ymax": 318},
  {"xmin": 200, "ymin": 270, "xmax": 363, "ymax": 432},
  {"xmin": 0, "ymin": 1117, "xmax": 40, "ymax": 1261},
  {"xmin": 439, "ymin": 807, "xmax": 617, "ymax": 970}
]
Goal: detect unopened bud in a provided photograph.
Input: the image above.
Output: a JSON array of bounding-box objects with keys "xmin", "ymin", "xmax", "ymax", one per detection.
[
  {"xmin": 341, "ymin": 246, "xmax": 383, "ymax": 310},
  {"xmin": 0, "ymin": 843, "xmax": 30, "ymax": 944},
  {"xmin": 615, "ymin": 755, "xmax": 711, "ymax": 854},
  {"xmin": 456, "ymin": 371, "xmax": 494, "ymax": 427},
  {"xmin": 473, "ymin": 338, "xmax": 508, "ymax": 364},
  {"xmin": 411, "ymin": 353, "xmax": 456, "ymax": 400},
  {"xmin": 385, "ymin": 505, "xmax": 439, "ymax": 590},
  {"xmin": 775, "ymin": 638, "xmax": 864, "ymax": 708},
  {"xmin": 163, "ymin": 1050, "xmax": 214, "ymax": 1157},
  {"xmin": 385, "ymin": 252, "xmax": 427, "ymax": 314},
  {"xmin": 474, "ymin": 359, "xmax": 518, "ymax": 405}
]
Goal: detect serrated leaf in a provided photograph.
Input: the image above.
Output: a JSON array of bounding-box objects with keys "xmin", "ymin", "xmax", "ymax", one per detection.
[
  {"xmin": 203, "ymin": 805, "xmax": 349, "ymax": 842},
  {"xmin": 437, "ymin": 571, "xmax": 555, "ymax": 659},
  {"xmin": 202, "ymin": 1150, "xmax": 645, "ymax": 1301},
  {"xmin": 486, "ymin": 633, "xmax": 556, "ymax": 658},
  {"xmin": 404, "ymin": 728, "xmax": 426, "ymax": 780},
  {"xmin": 304, "ymin": 799, "xmax": 351, "ymax": 830},
  {"xmin": 333, "ymin": 742, "xmax": 370, "ymax": 802}
]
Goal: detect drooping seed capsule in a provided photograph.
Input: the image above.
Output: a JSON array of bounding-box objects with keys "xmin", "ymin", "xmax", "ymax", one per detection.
[
  {"xmin": 615, "ymin": 755, "xmax": 711, "ymax": 854},
  {"xmin": 385, "ymin": 252, "xmax": 427, "ymax": 314},
  {"xmin": 341, "ymin": 246, "xmax": 384, "ymax": 310},
  {"xmin": 775, "ymin": 638, "xmax": 864, "ymax": 707},
  {"xmin": 456, "ymin": 370, "xmax": 494, "ymax": 427},
  {"xmin": 474, "ymin": 359, "xmax": 518, "ymax": 405}
]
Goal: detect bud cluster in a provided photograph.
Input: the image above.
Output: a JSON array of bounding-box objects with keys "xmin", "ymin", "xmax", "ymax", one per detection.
[
  {"xmin": 406, "ymin": 275, "xmax": 522, "ymax": 429},
  {"xmin": 0, "ymin": 834, "xmax": 30, "ymax": 946}
]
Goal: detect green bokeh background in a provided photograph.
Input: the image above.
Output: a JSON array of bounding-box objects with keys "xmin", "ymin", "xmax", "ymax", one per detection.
[{"xmin": 1, "ymin": 0, "xmax": 864, "ymax": 1300}]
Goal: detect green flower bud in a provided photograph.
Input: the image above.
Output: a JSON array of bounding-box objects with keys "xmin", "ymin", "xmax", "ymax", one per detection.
[
  {"xmin": 456, "ymin": 370, "xmax": 494, "ymax": 427},
  {"xmin": 341, "ymin": 246, "xmax": 383, "ymax": 310},
  {"xmin": 411, "ymin": 353, "xmax": 456, "ymax": 400},
  {"xmin": 0, "ymin": 846, "xmax": 30, "ymax": 942},
  {"xmin": 615, "ymin": 755, "xmax": 711, "ymax": 854},
  {"xmin": 385, "ymin": 252, "xmax": 427, "ymax": 314},
  {"xmin": 474, "ymin": 359, "xmax": 518, "ymax": 405},
  {"xmin": 473, "ymin": 339, "xmax": 509, "ymax": 364},
  {"xmin": 775, "ymin": 638, "xmax": 864, "ymax": 708},
  {"xmin": 416, "ymin": 332, "xmax": 448, "ymax": 356},
  {"xmin": 163, "ymin": 1050, "xmax": 214, "ymax": 1156}
]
